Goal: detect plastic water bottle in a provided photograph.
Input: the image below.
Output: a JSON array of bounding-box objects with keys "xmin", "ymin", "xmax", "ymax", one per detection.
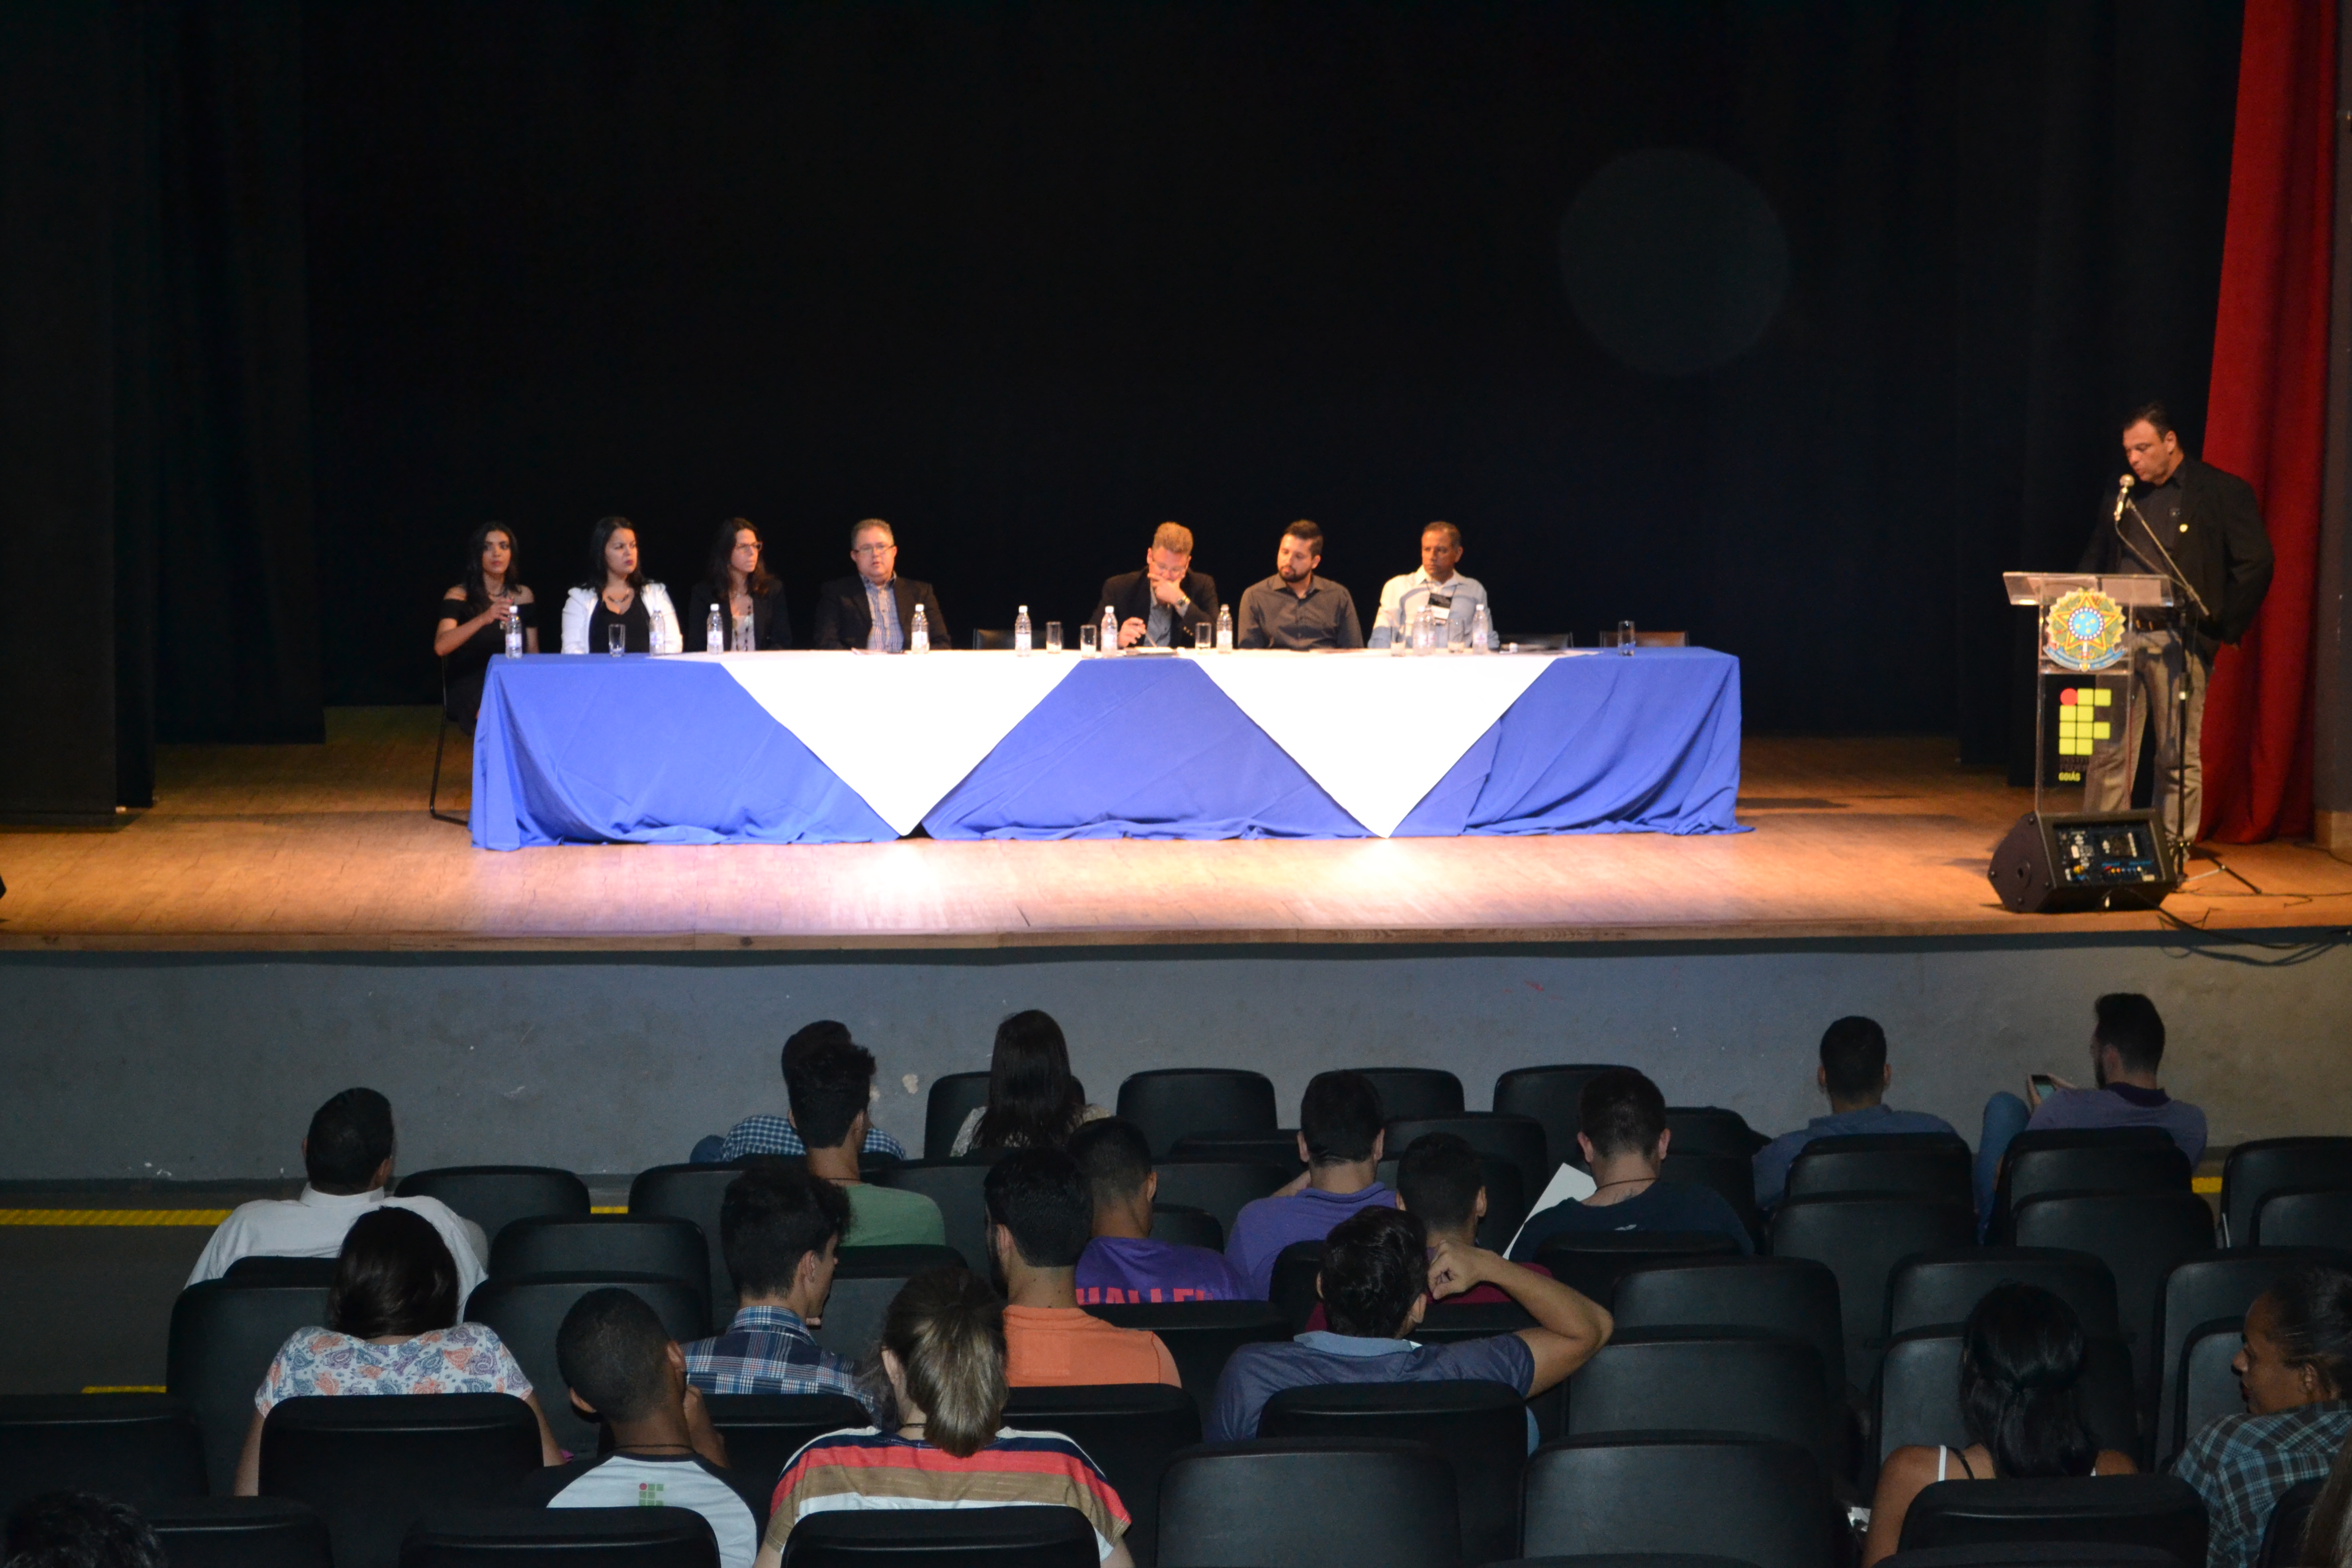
[
  {"xmin": 909, "ymin": 603, "xmax": 929, "ymax": 653},
  {"xmin": 1216, "ymin": 603, "xmax": 1232, "ymax": 650},
  {"xmin": 1468, "ymin": 601, "xmax": 1491, "ymax": 654},
  {"xmin": 1015, "ymin": 605, "xmax": 1032, "ymax": 654},
  {"xmin": 707, "ymin": 603, "xmax": 724, "ymax": 653},
  {"xmin": 502, "ymin": 605, "xmax": 522, "ymax": 660},
  {"xmin": 1101, "ymin": 605, "xmax": 1118, "ymax": 654}
]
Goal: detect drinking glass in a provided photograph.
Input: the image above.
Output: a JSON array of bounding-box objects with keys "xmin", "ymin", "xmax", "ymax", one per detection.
[
  {"xmin": 1079, "ymin": 622, "xmax": 1099, "ymax": 654},
  {"xmin": 1044, "ymin": 621, "xmax": 1063, "ymax": 653},
  {"xmin": 1617, "ymin": 619, "xmax": 1636, "ymax": 656},
  {"xmin": 607, "ymin": 623, "xmax": 626, "ymax": 656},
  {"xmin": 1194, "ymin": 622, "xmax": 1213, "ymax": 650}
]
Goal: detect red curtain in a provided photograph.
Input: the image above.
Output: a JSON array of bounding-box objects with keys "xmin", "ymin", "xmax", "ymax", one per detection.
[{"xmin": 2199, "ymin": 0, "xmax": 2337, "ymax": 843}]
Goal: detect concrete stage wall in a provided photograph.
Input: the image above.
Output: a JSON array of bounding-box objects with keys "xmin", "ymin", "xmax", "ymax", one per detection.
[{"xmin": 5, "ymin": 934, "xmax": 2347, "ymax": 1181}]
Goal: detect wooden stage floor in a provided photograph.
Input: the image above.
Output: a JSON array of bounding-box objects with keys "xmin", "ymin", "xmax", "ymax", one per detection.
[{"xmin": 3, "ymin": 709, "xmax": 2348, "ymax": 951}]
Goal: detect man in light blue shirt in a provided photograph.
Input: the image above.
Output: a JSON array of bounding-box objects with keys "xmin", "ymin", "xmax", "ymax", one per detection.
[
  {"xmin": 1370, "ymin": 522, "xmax": 1490, "ymax": 648},
  {"xmin": 1752, "ymin": 1016, "xmax": 1957, "ymax": 1211}
]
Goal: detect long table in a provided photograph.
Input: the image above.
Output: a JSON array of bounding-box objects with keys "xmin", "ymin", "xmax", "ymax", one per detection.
[{"xmin": 469, "ymin": 647, "xmax": 1743, "ymax": 848}]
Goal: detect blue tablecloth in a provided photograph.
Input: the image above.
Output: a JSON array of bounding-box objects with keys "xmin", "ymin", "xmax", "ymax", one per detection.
[{"xmin": 470, "ymin": 649, "xmax": 1743, "ymax": 848}]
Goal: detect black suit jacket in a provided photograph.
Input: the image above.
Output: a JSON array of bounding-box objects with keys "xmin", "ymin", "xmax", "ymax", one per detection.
[
  {"xmin": 808, "ymin": 574, "xmax": 950, "ymax": 651},
  {"xmin": 2077, "ymin": 456, "xmax": 2273, "ymax": 656},
  {"xmin": 683, "ymin": 581, "xmax": 793, "ymax": 650},
  {"xmin": 1091, "ymin": 569, "xmax": 1221, "ymax": 646}
]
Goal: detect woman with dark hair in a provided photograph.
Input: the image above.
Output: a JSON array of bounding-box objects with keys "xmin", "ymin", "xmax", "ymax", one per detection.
[
  {"xmin": 432, "ymin": 523, "xmax": 537, "ymax": 729},
  {"xmin": 684, "ymin": 518, "xmax": 792, "ymax": 651},
  {"xmin": 233, "ymin": 1208, "xmax": 560, "ymax": 1493},
  {"xmin": 560, "ymin": 516, "xmax": 681, "ymax": 654},
  {"xmin": 1864, "ymin": 1284, "xmax": 2136, "ymax": 1563},
  {"xmin": 2177, "ymin": 1263, "xmax": 2352, "ymax": 1568},
  {"xmin": 755, "ymin": 1268, "xmax": 1133, "ymax": 1568},
  {"xmin": 949, "ymin": 1011, "xmax": 1107, "ymax": 1158}
]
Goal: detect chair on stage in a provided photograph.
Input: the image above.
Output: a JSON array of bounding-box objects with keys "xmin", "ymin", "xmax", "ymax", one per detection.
[
  {"xmin": 428, "ymin": 657, "xmax": 467, "ymax": 827},
  {"xmin": 970, "ymin": 629, "xmax": 1016, "ymax": 650},
  {"xmin": 1597, "ymin": 629, "xmax": 1689, "ymax": 648}
]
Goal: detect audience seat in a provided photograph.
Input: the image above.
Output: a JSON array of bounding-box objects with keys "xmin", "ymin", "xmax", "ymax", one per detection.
[
  {"xmin": 1534, "ymin": 1232, "xmax": 1745, "ymax": 1308},
  {"xmin": 465, "ymin": 1273, "xmax": 709, "ymax": 1454},
  {"xmin": 777, "ymin": 1505, "xmax": 1095, "ymax": 1568},
  {"xmin": 1116, "ymin": 1070, "xmax": 1278, "ymax": 1157},
  {"xmin": 145, "ymin": 1498, "xmax": 332, "ymax": 1568},
  {"xmin": 628, "ymin": 1162, "xmax": 753, "ymax": 1321},
  {"xmin": 2171, "ymin": 1319, "xmax": 2245, "ymax": 1463},
  {"xmin": 1261, "ymin": 1379, "xmax": 1527, "ymax": 1566},
  {"xmin": 1609, "ymin": 1257, "xmax": 1846, "ymax": 1402},
  {"xmin": 1875, "ymin": 1328, "xmax": 2139, "ymax": 1475},
  {"xmin": 1884, "ymin": 1250, "xmax": 2122, "ymax": 1344},
  {"xmin": 1895, "ymin": 1474, "xmax": 2207, "ymax": 1564},
  {"xmin": 1564, "ymin": 1331, "xmax": 1843, "ymax": 1478},
  {"xmin": 1148, "ymin": 1203, "xmax": 1222, "ymax": 1251},
  {"xmin": 924, "ymin": 1071, "xmax": 993, "ymax": 1161},
  {"xmin": 691, "ymin": 1392, "xmax": 871, "ymax": 1489},
  {"xmin": 1005, "ymin": 1383, "xmax": 1199, "ymax": 1567},
  {"xmin": 2256, "ymin": 1475, "xmax": 2324, "ymax": 1568},
  {"xmin": 259, "ymin": 1393, "xmax": 544, "ymax": 1568},
  {"xmin": 166, "ymin": 1278, "xmax": 332, "ymax": 1494},
  {"xmin": 1349, "ymin": 1068, "xmax": 1466, "ymax": 1121},
  {"xmin": 1664, "ymin": 1108, "xmax": 1768, "ymax": 1160},
  {"xmin": 401, "ymin": 1506, "xmax": 721, "ymax": 1567},
  {"xmin": 395, "ymin": 1166, "xmax": 591, "ymax": 1250},
  {"xmin": 1492, "ymin": 1066, "xmax": 1633, "ymax": 1174},
  {"xmin": 869, "ymin": 1163, "xmax": 994, "ymax": 1273},
  {"xmin": 0, "ymin": 1393, "xmax": 205, "ymax": 1515},
  {"xmin": 817, "ymin": 1245, "xmax": 968, "ymax": 1363},
  {"xmin": 1659, "ymin": 1150, "xmax": 1766, "ymax": 1246},
  {"xmin": 1149, "ymin": 1162, "xmax": 1290, "ymax": 1239},
  {"xmin": 1378, "ymin": 1153, "xmax": 1528, "ymax": 1251},
  {"xmin": 1169, "ymin": 1130, "xmax": 1306, "ymax": 1178},
  {"xmin": 1156, "ymin": 1437, "xmax": 1462, "ymax": 1568},
  {"xmin": 2221, "ymin": 1137, "xmax": 2352, "ymax": 1246},
  {"xmin": 2151, "ymin": 1251, "xmax": 2336, "ymax": 1468},
  {"xmin": 1520, "ymin": 1433, "xmax": 1843, "ymax": 1568},
  {"xmin": 1269, "ymin": 1241, "xmax": 1326, "ymax": 1334},
  {"xmin": 1083, "ymin": 1301, "xmax": 1288, "ymax": 1423},
  {"xmin": 1768, "ymin": 1195, "xmax": 1976, "ymax": 1389},
  {"xmin": 224, "ymin": 1256, "xmax": 340, "ymax": 1287},
  {"xmin": 1877, "ymin": 1549, "xmax": 2180, "ymax": 1568},
  {"xmin": 1488, "ymin": 1557, "xmax": 1757, "ymax": 1568},
  {"xmin": 2253, "ymin": 1188, "xmax": 2352, "ymax": 1249},
  {"xmin": 1386, "ymin": 1115, "xmax": 1550, "ymax": 1216},
  {"xmin": 1991, "ymin": 1131, "xmax": 2189, "ymax": 1242},
  {"xmin": 1405, "ymin": 1300, "xmax": 1562, "ymax": 1436},
  {"xmin": 490, "ymin": 1215, "xmax": 710, "ymax": 1314},
  {"xmin": 2013, "ymin": 1193, "xmax": 2215, "ymax": 1395},
  {"xmin": 1784, "ymin": 1133, "xmax": 1974, "ymax": 1209}
]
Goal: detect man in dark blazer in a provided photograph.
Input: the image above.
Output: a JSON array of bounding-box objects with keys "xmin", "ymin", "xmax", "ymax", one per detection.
[
  {"xmin": 2074, "ymin": 402, "xmax": 2273, "ymax": 844},
  {"xmin": 1092, "ymin": 522, "xmax": 1220, "ymax": 649},
  {"xmin": 809, "ymin": 519, "xmax": 950, "ymax": 651}
]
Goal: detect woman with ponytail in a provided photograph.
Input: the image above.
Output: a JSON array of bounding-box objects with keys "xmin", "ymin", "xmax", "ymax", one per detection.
[{"xmin": 1864, "ymin": 1284, "xmax": 2136, "ymax": 1563}]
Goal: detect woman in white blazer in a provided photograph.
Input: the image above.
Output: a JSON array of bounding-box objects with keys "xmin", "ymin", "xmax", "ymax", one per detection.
[{"xmin": 561, "ymin": 516, "xmax": 682, "ymax": 654}]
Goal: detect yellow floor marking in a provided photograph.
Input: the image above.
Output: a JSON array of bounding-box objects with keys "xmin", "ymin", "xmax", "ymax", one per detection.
[
  {"xmin": 82, "ymin": 1386, "xmax": 167, "ymax": 1394},
  {"xmin": 0, "ymin": 1209, "xmax": 231, "ymax": 1226}
]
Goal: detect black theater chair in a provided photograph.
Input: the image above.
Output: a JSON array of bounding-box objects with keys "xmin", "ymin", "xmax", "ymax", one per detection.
[
  {"xmin": 2255, "ymin": 1188, "xmax": 2352, "ymax": 1249},
  {"xmin": 166, "ymin": 1278, "xmax": 333, "ymax": 1494},
  {"xmin": 1610, "ymin": 1256, "xmax": 1846, "ymax": 1402},
  {"xmin": 0, "ymin": 1393, "xmax": 206, "ymax": 1515},
  {"xmin": 1895, "ymin": 1474, "xmax": 2208, "ymax": 1563},
  {"xmin": 693, "ymin": 1392, "xmax": 872, "ymax": 1489},
  {"xmin": 1155, "ymin": 1437, "xmax": 1461, "ymax": 1568},
  {"xmin": 1147, "ymin": 1203, "xmax": 1222, "ymax": 1251},
  {"xmin": 1878, "ymin": 1550, "xmax": 2181, "ymax": 1568},
  {"xmin": 628, "ymin": 1162, "xmax": 751, "ymax": 1320},
  {"xmin": 1533, "ymin": 1231, "xmax": 1745, "ymax": 1308},
  {"xmin": 815, "ymin": 1244, "xmax": 968, "ymax": 1362},
  {"xmin": 1269, "ymin": 1241, "xmax": 1326, "ymax": 1333},
  {"xmin": 224, "ymin": 1256, "xmax": 341, "ymax": 1287},
  {"xmin": 1168, "ymin": 1130, "xmax": 1306, "ymax": 1177},
  {"xmin": 1379, "ymin": 1153, "xmax": 1529, "ymax": 1252},
  {"xmin": 1405, "ymin": 1298, "xmax": 1561, "ymax": 1437},
  {"xmin": 924, "ymin": 1071, "xmax": 993, "ymax": 1160},
  {"xmin": 2151, "ymin": 1250, "xmax": 2339, "ymax": 1468},
  {"xmin": 1149, "ymin": 1161, "xmax": 1290, "ymax": 1238},
  {"xmin": 2013, "ymin": 1192, "xmax": 2216, "ymax": 1394},
  {"xmin": 396, "ymin": 1166, "xmax": 591, "ymax": 1251},
  {"xmin": 1492, "ymin": 1065, "xmax": 1632, "ymax": 1174},
  {"xmin": 870, "ymin": 1162, "xmax": 993, "ymax": 1272},
  {"xmin": 402, "ymin": 1506, "xmax": 721, "ymax": 1567},
  {"xmin": 1004, "ymin": 1383, "xmax": 1199, "ymax": 1567},
  {"xmin": 1564, "ymin": 1331, "xmax": 1844, "ymax": 1478},
  {"xmin": 1117, "ymin": 1069, "xmax": 1279, "ymax": 1157},
  {"xmin": 490, "ymin": 1215, "xmax": 710, "ymax": 1312},
  {"xmin": 1874, "ymin": 1328, "xmax": 2139, "ymax": 1477},
  {"xmin": 146, "ymin": 1498, "xmax": 332, "ymax": 1568},
  {"xmin": 1348, "ymin": 1067, "xmax": 1465, "ymax": 1120},
  {"xmin": 1518, "ymin": 1433, "xmax": 1843, "ymax": 1568},
  {"xmin": 779, "ymin": 1506, "xmax": 1096, "ymax": 1568},
  {"xmin": 2257, "ymin": 1476, "xmax": 2324, "ymax": 1568},
  {"xmin": 1660, "ymin": 1150, "xmax": 1766, "ymax": 1246},
  {"xmin": 1769, "ymin": 1194, "xmax": 1976, "ymax": 1389},
  {"xmin": 1487, "ymin": 1558, "xmax": 1758, "ymax": 1568},
  {"xmin": 1665, "ymin": 1107, "xmax": 1768, "ymax": 1159},
  {"xmin": 2170, "ymin": 1318, "xmax": 2245, "ymax": 1462},
  {"xmin": 259, "ymin": 1393, "xmax": 545, "ymax": 1568},
  {"xmin": 465, "ymin": 1273, "xmax": 709, "ymax": 1454},
  {"xmin": 1991, "ymin": 1130, "xmax": 2189, "ymax": 1242},
  {"xmin": 1785, "ymin": 1133, "xmax": 1974, "ymax": 1209},
  {"xmin": 1083, "ymin": 1301, "xmax": 1288, "ymax": 1424},
  {"xmin": 2222, "ymin": 1137, "xmax": 2352, "ymax": 1246},
  {"xmin": 1885, "ymin": 1250, "xmax": 2122, "ymax": 1344},
  {"xmin": 1261, "ymin": 1381, "xmax": 1526, "ymax": 1565},
  {"xmin": 1386, "ymin": 1114, "xmax": 1551, "ymax": 1216}
]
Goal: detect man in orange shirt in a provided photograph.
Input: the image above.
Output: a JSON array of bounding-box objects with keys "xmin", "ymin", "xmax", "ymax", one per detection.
[{"xmin": 985, "ymin": 1149, "xmax": 1180, "ymax": 1388}]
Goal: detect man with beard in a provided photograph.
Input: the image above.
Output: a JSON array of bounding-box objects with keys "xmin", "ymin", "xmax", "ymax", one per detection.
[{"xmin": 1236, "ymin": 520, "xmax": 1364, "ymax": 650}]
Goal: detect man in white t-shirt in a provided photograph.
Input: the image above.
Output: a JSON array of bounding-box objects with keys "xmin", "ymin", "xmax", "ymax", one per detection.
[
  {"xmin": 1371, "ymin": 522, "xmax": 1490, "ymax": 648},
  {"xmin": 521, "ymin": 1287, "xmax": 770, "ymax": 1568},
  {"xmin": 185, "ymin": 1087, "xmax": 487, "ymax": 1303}
]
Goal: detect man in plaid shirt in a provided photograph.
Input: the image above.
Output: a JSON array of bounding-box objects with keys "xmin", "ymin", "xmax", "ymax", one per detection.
[
  {"xmin": 681, "ymin": 1162, "xmax": 870, "ymax": 1412},
  {"xmin": 716, "ymin": 1020, "xmax": 908, "ymax": 1163}
]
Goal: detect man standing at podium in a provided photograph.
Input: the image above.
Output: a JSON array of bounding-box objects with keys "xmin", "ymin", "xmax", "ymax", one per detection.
[{"xmin": 2074, "ymin": 403, "xmax": 2272, "ymax": 847}]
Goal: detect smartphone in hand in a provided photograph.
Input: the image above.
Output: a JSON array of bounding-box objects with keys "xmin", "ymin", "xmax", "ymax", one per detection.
[{"xmin": 2028, "ymin": 1073, "xmax": 2057, "ymax": 1106}]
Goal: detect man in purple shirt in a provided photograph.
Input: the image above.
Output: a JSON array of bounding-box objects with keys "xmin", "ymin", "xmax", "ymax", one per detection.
[
  {"xmin": 1224, "ymin": 1071, "xmax": 1399, "ymax": 1298},
  {"xmin": 1973, "ymin": 992, "xmax": 2209, "ymax": 1225},
  {"xmin": 1068, "ymin": 1117, "xmax": 1249, "ymax": 1304}
]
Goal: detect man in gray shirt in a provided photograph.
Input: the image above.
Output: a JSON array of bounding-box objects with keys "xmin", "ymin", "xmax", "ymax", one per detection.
[{"xmin": 1237, "ymin": 520, "xmax": 1365, "ymax": 650}]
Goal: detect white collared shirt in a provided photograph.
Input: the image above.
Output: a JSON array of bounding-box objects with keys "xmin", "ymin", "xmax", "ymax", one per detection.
[
  {"xmin": 1373, "ymin": 568, "xmax": 1489, "ymax": 645},
  {"xmin": 187, "ymin": 1185, "xmax": 489, "ymax": 1303}
]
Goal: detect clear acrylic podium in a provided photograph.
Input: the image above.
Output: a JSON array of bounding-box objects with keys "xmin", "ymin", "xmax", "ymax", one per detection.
[{"xmin": 2002, "ymin": 572, "xmax": 2173, "ymax": 814}]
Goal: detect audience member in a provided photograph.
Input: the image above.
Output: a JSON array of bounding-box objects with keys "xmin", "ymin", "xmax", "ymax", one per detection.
[
  {"xmin": 1, "ymin": 1493, "xmax": 162, "ymax": 1568},
  {"xmin": 682, "ymin": 1162, "xmax": 867, "ymax": 1407},
  {"xmin": 1974, "ymin": 993, "xmax": 2209, "ymax": 1225},
  {"xmin": 756, "ymin": 1268, "xmax": 1133, "ymax": 1568},
  {"xmin": 522, "ymin": 1288, "xmax": 767, "ymax": 1568},
  {"xmin": 236, "ymin": 1207, "xmax": 561, "ymax": 1493},
  {"xmin": 986, "ymin": 1149, "xmax": 1179, "ymax": 1387},
  {"xmin": 949, "ymin": 1010, "xmax": 1108, "ymax": 1157},
  {"xmin": 683, "ymin": 517, "xmax": 792, "ymax": 651},
  {"xmin": 1068, "ymin": 1117, "xmax": 1248, "ymax": 1305},
  {"xmin": 807, "ymin": 519, "xmax": 949, "ymax": 652},
  {"xmin": 1507, "ymin": 1068, "xmax": 1753, "ymax": 1261},
  {"xmin": 1304, "ymin": 1131, "xmax": 1550, "ymax": 1330},
  {"xmin": 1209, "ymin": 1206, "xmax": 1610, "ymax": 1444},
  {"xmin": 188, "ymin": 1087, "xmax": 487, "ymax": 1301},
  {"xmin": 716, "ymin": 1021, "xmax": 908, "ymax": 1162},
  {"xmin": 1863, "ymin": 1284, "xmax": 2137, "ymax": 1564},
  {"xmin": 2174, "ymin": 1263, "xmax": 2352, "ymax": 1568},
  {"xmin": 1225, "ymin": 1071, "xmax": 1400, "ymax": 1297},
  {"xmin": 433, "ymin": 521, "xmax": 537, "ymax": 731},
  {"xmin": 787, "ymin": 1032, "xmax": 944, "ymax": 1247},
  {"xmin": 1752, "ymin": 1017, "xmax": 1957, "ymax": 1211},
  {"xmin": 1093, "ymin": 521, "xmax": 1221, "ymax": 650},
  {"xmin": 1236, "ymin": 520, "xmax": 1364, "ymax": 650},
  {"xmin": 1370, "ymin": 522, "xmax": 1489, "ymax": 649},
  {"xmin": 561, "ymin": 516, "xmax": 681, "ymax": 653}
]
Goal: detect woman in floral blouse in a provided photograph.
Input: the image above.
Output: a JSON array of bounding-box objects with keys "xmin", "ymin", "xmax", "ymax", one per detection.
[{"xmin": 234, "ymin": 1207, "xmax": 563, "ymax": 1492}]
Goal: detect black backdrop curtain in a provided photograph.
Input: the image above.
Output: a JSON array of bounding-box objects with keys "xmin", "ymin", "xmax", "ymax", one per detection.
[{"xmin": 3, "ymin": 1, "xmax": 2239, "ymax": 813}]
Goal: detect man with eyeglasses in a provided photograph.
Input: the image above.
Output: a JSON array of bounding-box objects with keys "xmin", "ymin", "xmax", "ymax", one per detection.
[{"xmin": 810, "ymin": 519, "xmax": 951, "ymax": 651}]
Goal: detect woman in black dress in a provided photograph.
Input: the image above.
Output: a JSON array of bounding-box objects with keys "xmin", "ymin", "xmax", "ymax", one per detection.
[
  {"xmin": 684, "ymin": 517, "xmax": 793, "ymax": 650},
  {"xmin": 432, "ymin": 522, "xmax": 537, "ymax": 730},
  {"xmin": 559, "ymin": 516, "xmax": 682, "ymax": 653}
]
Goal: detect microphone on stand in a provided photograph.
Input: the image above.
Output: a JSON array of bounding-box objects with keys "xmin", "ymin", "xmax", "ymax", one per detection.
[{"xmin": 2113, "ymin": 473, "xmax": 2133, "ymax": 521}]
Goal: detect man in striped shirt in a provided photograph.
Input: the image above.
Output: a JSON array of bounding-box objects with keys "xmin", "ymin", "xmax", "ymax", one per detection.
[{"xmin": 682, "ymin": 1163, "xmax": 869, "ymax": 1410}]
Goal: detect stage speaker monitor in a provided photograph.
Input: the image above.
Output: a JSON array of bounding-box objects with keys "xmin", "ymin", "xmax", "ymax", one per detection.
[{"xmin": 1987, "ymin": 810, "xmax": 2178, "ymax": 914}]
